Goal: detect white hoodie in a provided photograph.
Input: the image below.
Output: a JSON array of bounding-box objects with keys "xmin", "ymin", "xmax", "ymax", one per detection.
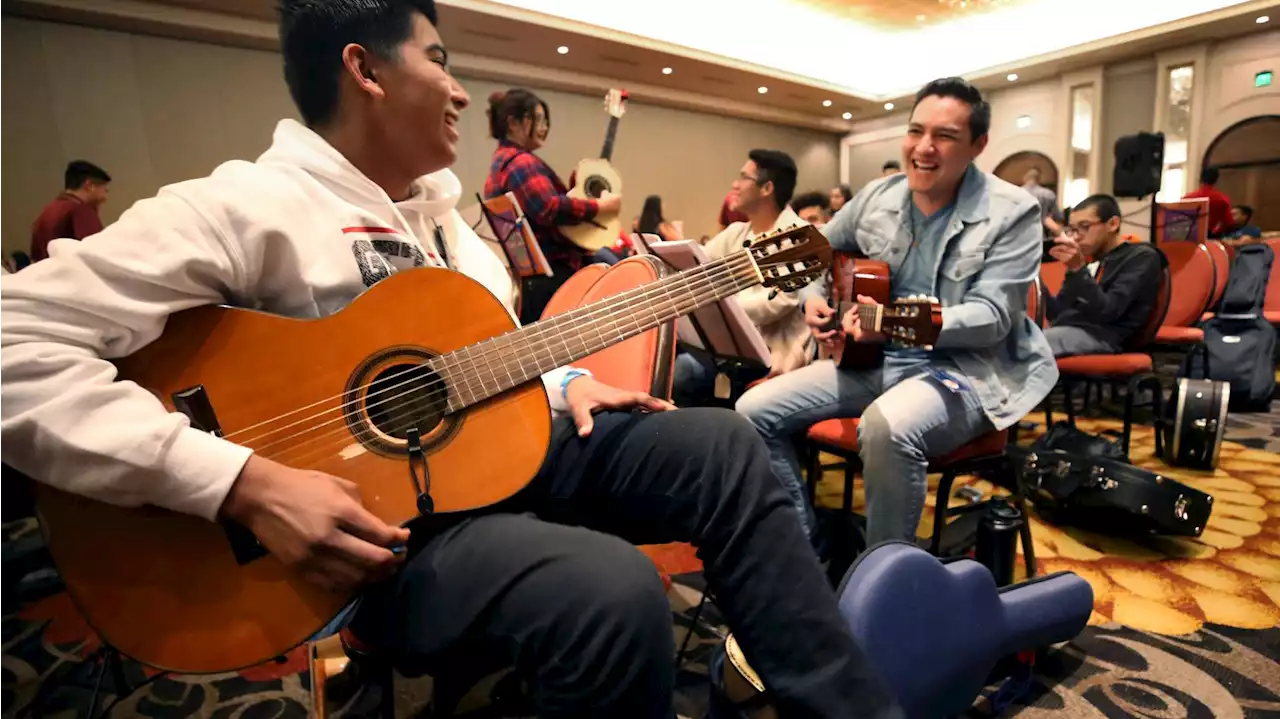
[{"xmin": 0, "ymin": 119, "xmax": 582, "ymax": 522}]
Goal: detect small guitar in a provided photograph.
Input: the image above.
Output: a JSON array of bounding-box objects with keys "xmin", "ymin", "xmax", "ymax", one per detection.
[
  {"xmin": 33, "ymin": 223, "xmax": 830, "ymax": 674},
  {"xmin": 561, "ymin": 88, "xmax": 628, "ymax": 252},
  {"xmin": 818, "ymin": 253, "xmax": 943, "ymax": 368}
]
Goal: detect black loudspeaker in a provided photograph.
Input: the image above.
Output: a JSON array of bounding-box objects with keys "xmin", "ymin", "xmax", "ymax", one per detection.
[{"xmin": 1113, "ymin": 132, "xmax": 1165, "ymax": 197}]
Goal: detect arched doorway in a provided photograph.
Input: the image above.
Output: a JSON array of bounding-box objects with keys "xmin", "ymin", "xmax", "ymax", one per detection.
[
  {"xmin": 994, "ymin": 151, "xmax": 1059, "ymax": 196},
  {"xmin": 1203, "ymin": 115, "xmax": 1280, "ymax": 234}
]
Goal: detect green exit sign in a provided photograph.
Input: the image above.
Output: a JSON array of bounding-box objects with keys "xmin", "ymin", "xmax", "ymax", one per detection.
[{"xmin": 1257, "ymin": 70, "xmax": 1273, "ymax": 88}]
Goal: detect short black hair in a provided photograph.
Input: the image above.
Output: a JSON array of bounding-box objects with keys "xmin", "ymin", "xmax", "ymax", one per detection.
[
  {"xmin": 487, "ymin": 88, "xmax": 548, "ymax": 140},
  {"xmin": 835, "ymin": 184, "xmax": 853, "ymax": 202},
  {"xmin": 882, "ymin": 160, "xmax": 901, "ymax": 172},
  {"xmin": 278, "ymin": 0, "xmax": 439, "ymax": 127},
  {"xmin": 1070, "ymin": 194, "xmax": 1121, "ymax": 224},
  {"xmin": 790, "ymin": 191, "xmax": 829, "ymax": 214},
  {"xmin": 1200, "ymin": 166, "xmax": 1220, "ymax": 185},
  {"xmin": 748, "ymin": 149, "xmax": 797, "ymax": 211},
  {"xmin": 1234, "ymin": 204, "xmax": 1254, "ymax": 222},
  {"xmin": 64, "ymin": 160, "xmax": 110, "ymax": 190},
  {"xmin": 912, "ymin": 77, "xmax": 991, "ymax": 140}
]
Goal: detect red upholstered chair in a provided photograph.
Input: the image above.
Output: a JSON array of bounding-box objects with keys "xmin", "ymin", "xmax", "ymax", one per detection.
[
  {"xmin": 1027, "ymin": 276, "xmax": 1045, "ymax": 328},
  {"xmin": 1153, "ymin": 241, "xmax": 1215, "ymax": 345},
  {"xmin": 1045, "ymin": 250, "xmax": 1172, "ymax": 458},
  {"xmin": 1039, "ymin": 261, "xmax": 1068, "ymax": 320},
  {"xmin": 1199, "ymin": 240, "xmax": 1231, "ymax": 322},
  {"xmin": 1265, "ymin": 238, "xmax": 1280, "ymax": 326},
  {"xmin": 538, "ymin": 263, "xmax": 607, "ymax": 320}
]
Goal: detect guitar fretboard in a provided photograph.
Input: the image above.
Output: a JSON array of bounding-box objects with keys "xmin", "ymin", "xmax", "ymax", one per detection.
[
  {"xmin": 430, "ymin": 252, "xmax": 760, "ymax": 412},
  {"xmin": 834, "ymin": 301, "xmax": 883, "ymax": 332}
]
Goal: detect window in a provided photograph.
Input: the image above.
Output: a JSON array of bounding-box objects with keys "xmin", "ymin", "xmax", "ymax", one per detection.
[
  {"xmin": 1063, "ymin": 84, "xmax": 1094, "ymax": 207},
  {"xmin": 1157, "ymin": 65, "xmax": 1195, "ymax": 202}
]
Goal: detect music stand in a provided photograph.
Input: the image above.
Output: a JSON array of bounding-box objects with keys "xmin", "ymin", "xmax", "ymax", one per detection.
[{"xmin": 633, "ymin": 236, "xmax": 771, "ymax": 378}]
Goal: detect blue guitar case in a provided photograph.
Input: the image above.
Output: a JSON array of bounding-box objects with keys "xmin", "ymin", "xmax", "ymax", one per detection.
[{"xmin": 713, "ymin": 541, "xmax": 1094, "ymax": 718}]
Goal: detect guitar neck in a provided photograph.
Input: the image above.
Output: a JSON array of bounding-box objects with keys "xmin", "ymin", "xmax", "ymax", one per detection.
[
  {"xmin": 599, "ymin": 116, "xmax": 621, "ymax": 160},
  {"xmin": 433, "ymin": 252, "xmax": 760, "ymax": 412},
  {"xmin": 834, "ymin": 301, "xmax": 883, "ymax": 332}
]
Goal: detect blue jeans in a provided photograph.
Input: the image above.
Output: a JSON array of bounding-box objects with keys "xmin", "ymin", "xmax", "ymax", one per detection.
[{"xmin": 735, "ymin": 359, "xmax": 992, "ymax": 544}]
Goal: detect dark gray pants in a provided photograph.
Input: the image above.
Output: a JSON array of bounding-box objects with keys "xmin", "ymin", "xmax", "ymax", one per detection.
[
  {"xmin": 352, "ymin": 407, "xmax": 901, "ymax": 719},
  {"xmin": 1044, "ymin": 325, "xmax": 1121, "ymax": 357}
]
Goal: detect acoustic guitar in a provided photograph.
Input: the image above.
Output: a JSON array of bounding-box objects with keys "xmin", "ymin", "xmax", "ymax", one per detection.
[
  {"xmin": 32, "ymin": 224, "xmax": 830, "ymax": 674},
  {"xmin": 818, "ymin": 253, "xmax": 943, "ymax": 368},
  {"xmin": 561, "ymin": 88, "xmax": 628, "ymax": 252}
]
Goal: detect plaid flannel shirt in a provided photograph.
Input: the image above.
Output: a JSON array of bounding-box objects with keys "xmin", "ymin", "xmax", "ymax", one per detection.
[{"xmin": 484, "ymin": 141, "xmax": 595, "ymax": 270}]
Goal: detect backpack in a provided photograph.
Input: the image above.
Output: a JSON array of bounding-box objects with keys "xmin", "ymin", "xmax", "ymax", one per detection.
[{"xmin": 1179, "ymin": 243, "xmax": 1276, "ymax": 412}]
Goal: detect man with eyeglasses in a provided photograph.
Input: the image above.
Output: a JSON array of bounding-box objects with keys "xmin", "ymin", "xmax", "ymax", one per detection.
[{"xmin": 1043, "ymin": 194, "xmax": 1162, "ymax": 357}]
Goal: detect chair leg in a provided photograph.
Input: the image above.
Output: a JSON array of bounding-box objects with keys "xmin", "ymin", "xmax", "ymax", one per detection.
[
  {"xmin": 805, "ymin": 444, "xmax": 820, "ymax": 506},
  {"xmin": 929, "ymin": 470, "xmax": 959, "ymax": 556},
  {"xmin": 1121, "ymin": 374, "xmax": 1140, "ymax": 459},
  {"xmin": 676, "ymin": 592, "xmax": 711, "ymax": 669},
  {"xmin": 1043, "ymin": 385, "xmax": 1056, "ymax": 428},
  {"xmin": 1063, "ymin": 379, "xmax": 1077, "ymax": 426},
  {"xmin": 842, "ymin": 460, "xmax": 855, "ymax": 513},
  {"xmin": 1140, "ymin": 374, "xmax": 1166, "ymax": 458}
]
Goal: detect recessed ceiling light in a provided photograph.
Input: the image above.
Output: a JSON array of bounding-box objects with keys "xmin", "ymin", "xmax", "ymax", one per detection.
[
  {"xmin": 758, "ymin": 86, "xmax": 769, "ymax": 94},
  {"xmin": 822, "ymin": 99, "xmax": 833, "ymax": 107},
  {"xmin": 1007, "ymin": 73, "xmax": 1019, "ymax": 81},
  {"xmin": 884, "ymin": 102, "xmax": 895, "ymax": 111},
  {"xmin": 556, "ymin": 45, "xmax": 569, "ymax": 55},
  {"xmin": 916, "ymin": 14, "xmax": 927, "ymax": 22},
  {"xmin": 662, "ymin": 67, "xmax": 673, "ymax": 75},
  {"xmin": 1016, "ymin": 115, "xmax": 1032, "ymax": 128},
  {"xmin": 1257, "ymin": 15, "xmax": 1270, "ymax": 23},
  {"xmin": 842, "ymin": 112, "xmax": 853, "ymax": 120}
]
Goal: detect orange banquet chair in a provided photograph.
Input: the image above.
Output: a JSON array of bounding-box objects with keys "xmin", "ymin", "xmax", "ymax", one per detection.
[
  {"xmin": 1199, "ymin": 239, "xmax": 1231, "ymax": 322},
  {"xmin": 1152, "ymin": 240, "xmax": 1215, "ymax": 346},
  {"xmin": 1044, "ymin": 249, "xmax": 1172, "ymax": 459},
  {"xmin": 801, "ymin": 281, "xmax": 1045, "ymax": 576}
]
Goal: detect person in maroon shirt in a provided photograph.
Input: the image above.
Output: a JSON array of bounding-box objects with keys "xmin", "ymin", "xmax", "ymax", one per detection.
[
  {"xmin": 30, "ymin": 160, "xmax": 111, "ymax": 262},
  {"xmin": 1182, "ymin": 165, "xmax": 1232, "ymax": 238}
]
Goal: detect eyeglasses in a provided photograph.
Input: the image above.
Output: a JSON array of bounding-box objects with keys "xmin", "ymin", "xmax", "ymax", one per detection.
[
  {"xmin": 738, "ymin": 172, "xmax": 762, "ymax": 184},
  {"xmin": 1063, "ymin": 221, "xmax": 1100, "ymax": 238}
]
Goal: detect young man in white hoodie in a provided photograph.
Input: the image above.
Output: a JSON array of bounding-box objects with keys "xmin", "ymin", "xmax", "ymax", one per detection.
[{"xmin": 0, "ymin": 2, "xmax": 901, "ymax": 717}]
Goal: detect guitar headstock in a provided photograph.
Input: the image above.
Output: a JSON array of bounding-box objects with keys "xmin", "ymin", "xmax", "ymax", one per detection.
[
  {"xmin": 880, "ymin": 295, "xmax": 943, "ymax": 350},
  {"xmin": 604, "ymin": 89, "xmax": 629, "ymax": 119},
  {"xmin": 747, "ymin": 224, "xmax": 832, "ymax": 294}
]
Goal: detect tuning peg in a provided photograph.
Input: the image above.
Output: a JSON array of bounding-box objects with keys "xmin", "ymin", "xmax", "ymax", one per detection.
[{"xmin": 928, "ymin": 296, "xmax": 939, "ymax": 304}]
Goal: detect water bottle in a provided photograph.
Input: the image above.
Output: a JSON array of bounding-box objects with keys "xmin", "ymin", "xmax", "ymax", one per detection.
[{"xmin": 975, "ymin": 498, "xmax": 1023, "ymax": 587}]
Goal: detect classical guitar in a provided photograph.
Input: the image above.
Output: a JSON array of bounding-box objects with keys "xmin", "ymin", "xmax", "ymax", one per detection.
[
  {"xmin": 561, "ymin": 88, "xmax": 628, "ymax": 252},
  {"xmin": 818, "ymin": 253, "xmax": 943, "ymax": 368},
  {"xmin": 33, "ymin": 224, "xmax": 830, "ymax": 674}
]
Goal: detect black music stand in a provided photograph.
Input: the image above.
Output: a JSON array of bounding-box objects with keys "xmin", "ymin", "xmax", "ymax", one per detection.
[{"xmin": 632, "ymin": 236, "xmax": 772, "ymax": 404}]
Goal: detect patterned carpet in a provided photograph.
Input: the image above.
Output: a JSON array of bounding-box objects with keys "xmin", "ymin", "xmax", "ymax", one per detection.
[{"xmin": 3, "ymin": 399, "xmax": 1278, "ymax": 718}]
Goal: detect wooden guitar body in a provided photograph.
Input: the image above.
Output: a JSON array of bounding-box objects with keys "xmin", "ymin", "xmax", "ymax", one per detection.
[
  {"xmin": 562, "ymin": 157, "xmax": 623, "ymax": 251},
  {"xmin": 819, "ymin": 254, "xmax": 891, "ymax": 369},
  {"xmin": 34, "ymin": 267, "xmax": 552, "ymax": 673}
]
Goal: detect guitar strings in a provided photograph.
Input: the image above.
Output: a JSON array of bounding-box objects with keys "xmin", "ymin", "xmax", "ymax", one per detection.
[
  {"xmin": 215, "ymin": 249, "xmax": 757, "ymax": 449},
  {"xmin": 264, "ymin": 257, "xmax": 762, "ymax": 470},
  {"xmin": 237, "ymin": 255, "xmax": 761, "ymax": 463}
]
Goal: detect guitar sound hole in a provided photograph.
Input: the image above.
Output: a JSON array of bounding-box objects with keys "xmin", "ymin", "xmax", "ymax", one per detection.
[
  {"xmin": 365, "ymin": 363, "xmax": 448, "ymax": 441},
  {"xmin": 584, "ymin": 175, "xmax": 612, "ymax": 199}
]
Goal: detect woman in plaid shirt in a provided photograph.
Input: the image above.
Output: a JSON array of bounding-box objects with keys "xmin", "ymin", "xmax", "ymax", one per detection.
[{"xmin": 484, "ymin": 89, "xmax": 623, "ymax": 323}]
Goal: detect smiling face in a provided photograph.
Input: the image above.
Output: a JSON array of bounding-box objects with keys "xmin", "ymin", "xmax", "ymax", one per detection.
[
  {"xmin": 730, "ymin": 160, "xmax": 768, "ymax": 213},
  {"xmin": 507, "ymin": 102, "xmax": 549, "ymax": 152},
  {"xmin": 364, "ymin": 12, "xmax": 470, "ymax": 177},
  {"xmin": 902, "ymin": 95, "xmax": 987, "ymax": 203}
]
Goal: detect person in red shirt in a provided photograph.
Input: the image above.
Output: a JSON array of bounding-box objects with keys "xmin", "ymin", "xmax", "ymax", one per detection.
[
  {"xmin": 1182, "ymin": 166, "xmax": 1232, "ymax": 238},
  {"xmin": 30, "ymin": 160, "xmax": 111, "ymax": 262}
]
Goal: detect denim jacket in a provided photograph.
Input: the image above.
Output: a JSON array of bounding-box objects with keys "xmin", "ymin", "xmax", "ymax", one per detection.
[{"xmin": 800, "ymin": 165, "xmax": 1058, "ymax": 431}]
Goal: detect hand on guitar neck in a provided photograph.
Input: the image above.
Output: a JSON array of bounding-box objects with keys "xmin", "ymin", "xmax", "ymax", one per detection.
[{"xmin": 805, "ymin": 295, "xmax": 886, "ymax": 346}]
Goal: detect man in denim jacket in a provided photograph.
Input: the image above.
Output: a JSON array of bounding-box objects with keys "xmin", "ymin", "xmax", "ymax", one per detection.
[{"xmin": 737, "ymin": 78, "xmax": 1057, "ymax": 544}]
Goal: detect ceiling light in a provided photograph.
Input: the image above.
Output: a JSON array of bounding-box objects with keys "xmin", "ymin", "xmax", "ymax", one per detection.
[
  {"xmin": 916, "ymin": 14, "xmax": 927, "ymax": 22},
  {"xmin": 556, "ymin": 45, "xmax": 569, "ymax": 54},
  {"xmin": 1016, "ymin": 115, "xmax": 1032, "ymax": 128},
  {"xmin": 758, "ymin": 86, "xmax": 769, "ymax": 94},
  {"xmin": 1007, "ymin": 73, "xmax": 1019, "ymax": 81},
  {"xmin": 884, "ymin": 102, "xmax": 895, "ymax": 111},
  {"xmin": 662, "ymin": 67, "xmax": 673, "ymax": 75},
  {"xmin": 1257, "ymin": 15, "xmax": 1270, "ymax": 23},
  {"xmin": 822, "ymin": 99, "xmax": 833, "ymax": 107},
  {"xmin": 842, "ymin": 112, "xmax": 853, "ymax": 120}
]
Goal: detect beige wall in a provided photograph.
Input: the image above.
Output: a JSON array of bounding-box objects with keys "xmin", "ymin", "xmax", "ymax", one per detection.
[
  {"xmin": 1200, "ymin": 29, "xmax": 1280, "ymax": 164},
  {"xmin": 1099, "ymin": 59, "xmax": 1158, "ymax": 195},
  {"xmin": 2, "ymin": 17, "xmax": 840, "ymax": 257}
]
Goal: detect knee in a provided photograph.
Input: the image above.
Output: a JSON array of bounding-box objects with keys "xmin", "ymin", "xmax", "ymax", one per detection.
[
  {"xmin": 563, "ymin": 537, "xmax": 672, "ymax": 644},
  {"xmin": 734, "ymin": 384, "xmax": 777, "ymax": 435},
  {"xmin": 857, "ymin": 402, "xmax": 922, "ymax": 459}
]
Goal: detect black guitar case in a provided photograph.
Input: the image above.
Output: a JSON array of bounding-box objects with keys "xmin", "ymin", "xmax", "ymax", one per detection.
[
  {"xmin": 1010, "ymin": 448, "xmax": 1213, "ymax": 538},
  {"xmin": 1163, "ymin": 378, "xmax": 1230, "ymax": 470}
]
